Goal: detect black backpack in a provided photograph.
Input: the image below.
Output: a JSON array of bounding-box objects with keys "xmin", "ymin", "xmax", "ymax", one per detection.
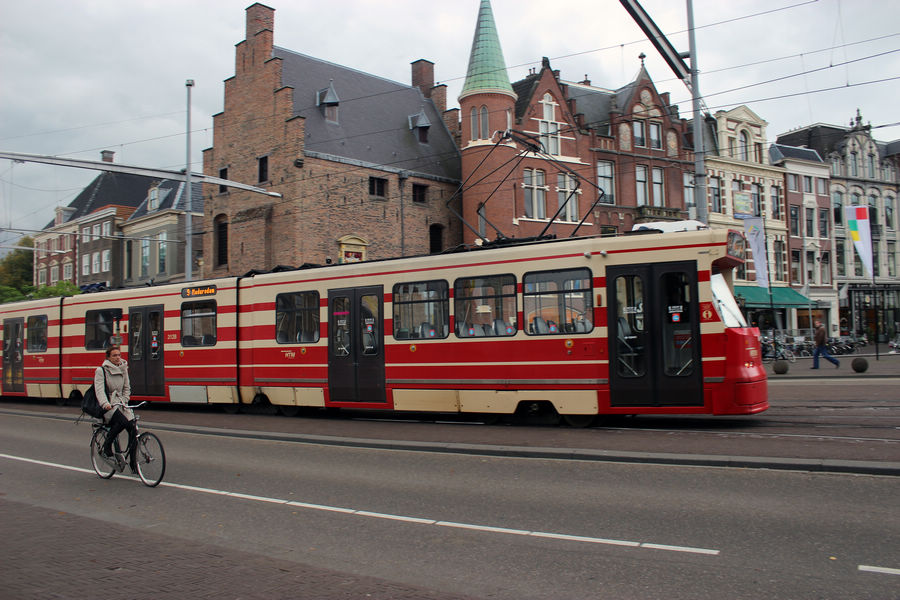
[{"xmin": 81, "ymin": 368, "xmax": 109, "ymax": 418}]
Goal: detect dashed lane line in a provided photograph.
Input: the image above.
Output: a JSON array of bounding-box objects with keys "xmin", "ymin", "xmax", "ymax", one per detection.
[{"xmin": 1, "ymin": 452, "xmax": 719, "ymax": 556}]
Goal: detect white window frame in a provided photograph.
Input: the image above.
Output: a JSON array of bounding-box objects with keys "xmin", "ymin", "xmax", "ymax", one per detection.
[
  {"xmin": 101, "ymin": 249, "xmax": 111, "ymax": 272},
  {"xmin": 64, "ymin": 262, "xmax": 73, "ymax": 281},
  {"xmin": 92, "ymin": 224, "xmax": 100, "ymax": 241},
  {"xmin": 538, "ymin": 94, "xmax": 561, "ymax": 155},
  {"xmin": 523, "ymin": 168, "xmax": 547, "ymax": 219},
  {"xmin": 92, "ymin": 251, "xmax": 101, "ymax": 274},
  {"xmin": 158, "ymin": 231, "xmax": 167, "ymax": 273},
  {"xmin": 82, "ymin": 254, "xmax": 90, "ymax": 276},
  {"xmin": 556, "ymin": 174, "xmax": 580, "ymax": 222},
  {"xmin": 597, "ymin": 161, "xmax": 615, "ymax": 204},
  {"xmin": 649, "ymin": 122, "xmax": 662, "ymax": 149},
  {"xmin": 636, "ymin": 165, "xmax": 648, "ymax": 206},
  {"xmin": 652, "ymin": 168, "xmax": 664, "ymax": 207}
]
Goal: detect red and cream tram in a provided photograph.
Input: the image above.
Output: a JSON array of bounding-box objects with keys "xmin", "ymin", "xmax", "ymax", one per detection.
[{"xmin": 1, "ymin": 228, "xmax": 767, "ymax": 424}]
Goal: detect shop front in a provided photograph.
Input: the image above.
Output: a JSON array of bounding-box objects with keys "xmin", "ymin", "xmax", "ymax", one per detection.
[
  {"xmin": 840, "ymin": 284, "xmax": 900, "ymax": 343},
  {"xmin": 734, "ymin": 285, "xmax": 814, "ymax": 336}
]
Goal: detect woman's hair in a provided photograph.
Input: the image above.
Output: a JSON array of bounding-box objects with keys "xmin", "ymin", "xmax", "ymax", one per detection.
[{"xmin": 105, "ymin": 344, "xmax": 122, "ymax": 358}]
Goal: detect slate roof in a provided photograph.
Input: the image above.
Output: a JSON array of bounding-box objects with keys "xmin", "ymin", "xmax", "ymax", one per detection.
[
  {"xmin": 273, "ymin": 46, "xmax": 461, "ymax": 182},
  {"xmin": 128, "ymin": 180, "xmax": 203, "ymax": 221},
  {"xmin": 776, "ymin": 124, "xmax": 850, "ymax": 158},
  {"xmin": 769, "ymin": 143, "xmax": 823, "ymax": 164},
  {"xmin": 42, "ymin": 171, "xmax": 156, "ymax": 230}
]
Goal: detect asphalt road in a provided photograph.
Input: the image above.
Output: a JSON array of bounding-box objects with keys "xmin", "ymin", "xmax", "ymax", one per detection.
[{"xmin": 1, "ymin": 395, "xmax": 899, "ymax": 600}]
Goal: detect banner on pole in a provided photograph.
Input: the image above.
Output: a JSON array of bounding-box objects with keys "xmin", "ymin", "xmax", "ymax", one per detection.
[
  {"xmin": 844, "ymin": 205, "xmax": 874, "ymax": 278},
  {"xmin": 743, "ymin": 217, "xmax": 768, "ymax": 289}
]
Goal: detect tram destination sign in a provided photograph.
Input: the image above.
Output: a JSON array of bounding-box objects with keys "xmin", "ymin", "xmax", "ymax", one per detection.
[{"xmin": 181, "ymin": 285, "xmax": 217, "ymax": 298}]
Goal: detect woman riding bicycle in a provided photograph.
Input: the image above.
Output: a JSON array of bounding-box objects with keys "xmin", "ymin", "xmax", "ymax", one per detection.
[{"xmin": 95, "ymin": 345, "xmax": 136, "ymax": 467}]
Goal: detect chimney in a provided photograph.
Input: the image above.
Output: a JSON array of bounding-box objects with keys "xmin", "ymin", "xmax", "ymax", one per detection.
[
  {"xmin": 430, "ymin": 84, "xmax": 447, "ymax": 113},
  {"xmin": 101, "ymin": 150, "xmax": 115, "ymax": 163},
  {"xmin": 246, "ymin": 3, "xmax": 275, "ymax": 38},
  {"xmin": 411, "ymin": 59, "xmax": 434, "ymax": 99}
]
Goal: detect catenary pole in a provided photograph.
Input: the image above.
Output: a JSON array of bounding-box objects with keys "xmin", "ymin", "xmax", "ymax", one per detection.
[
  {"xmin": 686, "ymin": 0, "xmax": 707, "ymax": 224},
  {"xmin": 185, "ymin": 79, "xmax": 194, "ymax": 282}
]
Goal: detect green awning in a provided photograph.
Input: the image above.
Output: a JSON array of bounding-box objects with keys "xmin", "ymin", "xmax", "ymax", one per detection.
[{"xmin": 733, "ymin": 285, "xmax": 812, "ymax": 308}]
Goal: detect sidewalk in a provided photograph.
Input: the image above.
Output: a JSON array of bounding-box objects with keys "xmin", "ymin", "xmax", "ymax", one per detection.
[
  {"xmin": 766, "ymin": 351, "xmax": 900, "ymax": 379},
  {"xmin": 0, "ymin": 498, "xmax": 481, "ymax": 600}
]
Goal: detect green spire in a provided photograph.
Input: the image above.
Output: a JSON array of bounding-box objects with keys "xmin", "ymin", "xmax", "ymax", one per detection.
[{"xmin": 459, "ymin": 0, "xmax": 516, "ymax": 101}]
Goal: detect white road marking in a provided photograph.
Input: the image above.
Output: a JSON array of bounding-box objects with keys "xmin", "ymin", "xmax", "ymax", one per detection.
[
  {"xmin": 858, "ymin": 564, "xmax": 900, "ymax": 576},
  {"xmin": 0, "ymin": 452, "xmax": 720, "ymax": 556}
]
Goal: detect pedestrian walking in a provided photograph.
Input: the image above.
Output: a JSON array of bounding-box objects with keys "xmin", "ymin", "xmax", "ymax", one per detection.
[{"xmin": 811, "ymin": 320, "xmax": 840, "ymax": 369}]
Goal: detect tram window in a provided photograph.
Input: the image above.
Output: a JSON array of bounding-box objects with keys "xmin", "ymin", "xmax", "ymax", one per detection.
[
  {"xmin": 392, "ymin": 280, "xmax": 448, "ymax": 340},
  {"xmin": 85, "ymin": 309, "xmax": 122, "ymax": 350},
  {"xmin": 453, "ymin": 275, "xmax": 517, "ymax": 338},
  {"xmin": 523, "ymin": 268, "xmax": 593, "ymax": 335},
  {"xmin": 332, "ymin": 297, "xmax": 351, "ymax": 356},
  {"xmin": 661, "ymin": 272, "xmax": 694, "ymax": 376},
  {"xmin": 181, "ymin": 300, "xmax": 217, "ymax": 346},
  {"xmin": 360, "ymin": 294, "xmax": 379, "ymax": 355},
  {"xmin": 615, "ymin": 275, "xmax": 645, "ymax": 377},
  {"xmin": 26, "ymin": 315, "xmax": 48, "ymax": 352},
  {"xmin": 276, "ymin": 291, "xmax": 320, "ymax": 343}
]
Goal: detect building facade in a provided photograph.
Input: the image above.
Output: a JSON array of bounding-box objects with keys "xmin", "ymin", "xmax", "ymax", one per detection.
[
  {"xmin": 457, "ymin": 0, "xmax": 694, "ymax": 244},
  {"xmin": 777, "ymin": 112, "xmax": 900, "ymax": 342},
  {"xmin": 769, "ymin": 144, "xmax": 836, "ymax": 336},
  {"xmin": 33, "ymin": 151, "xmax": 203, "ymax": 292},
  {"xmin": 201, "ymin": 3, "xmax": 462, "ymax": 278},
  {"xmin": 700, "ymin": 107, "xmax": 797, "ymax": 331}
]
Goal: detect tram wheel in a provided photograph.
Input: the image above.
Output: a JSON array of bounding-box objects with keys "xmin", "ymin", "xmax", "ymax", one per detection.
[
  {"xmin": 562, "ymin": 414, "xmax": 597, "ymax": 428},
  {"xmin": 278, "ymin": 405, "xmax": 301, "ymax": 417}
]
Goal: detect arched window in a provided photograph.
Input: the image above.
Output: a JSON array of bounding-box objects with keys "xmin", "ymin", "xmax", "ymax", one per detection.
[
  {"xmin": 470, "ymin": 107, "xmax": 478, "ymax": 141},
  {"xmin": 214, "ymin": 214, "xmax": 228, "ymax": 267},
  {"xmin": 480, "ymin": 106, "xmax": 489, "ymax": 140},
  {"xmin": 740, "ymin": 131, "xmax": 750, "ymax": 161}
]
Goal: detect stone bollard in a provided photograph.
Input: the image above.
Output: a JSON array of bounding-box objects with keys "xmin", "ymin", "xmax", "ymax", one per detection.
[
  {"xmin": 772, "ymin": 360, "xmax": 789, "ymax": 375},
  {"xmin": 851, "ymin": 357, "xmax": 868, "ymax": 373}
]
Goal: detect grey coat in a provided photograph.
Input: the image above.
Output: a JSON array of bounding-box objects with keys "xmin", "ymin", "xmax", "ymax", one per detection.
[{"xmin": 94, "ymin": 359, "xmax": 133, "ymax": 421}]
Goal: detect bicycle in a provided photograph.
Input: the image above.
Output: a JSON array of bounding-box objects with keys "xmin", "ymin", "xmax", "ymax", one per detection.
[
  {"xmin": 89, "ymin": 402, "xmax": 166, "ymax": 487},
  {"xmin": 761, "ymin": 337, "xmax": 796, "ymax": 363}
]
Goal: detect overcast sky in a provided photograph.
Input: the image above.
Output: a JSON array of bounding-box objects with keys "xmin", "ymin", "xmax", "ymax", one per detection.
[{"xmin": 1, "ymin": 0, "xmax": 898, "ymax": 251}]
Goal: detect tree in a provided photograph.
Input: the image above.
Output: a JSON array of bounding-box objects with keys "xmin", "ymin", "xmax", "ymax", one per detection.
[
  {"xmin": 32, "ymin": 281, "xmax": 81, "ymax": 299},
  {"xmin": 0, "ymin": 237, "xmax": 35, "ymax": 294}
]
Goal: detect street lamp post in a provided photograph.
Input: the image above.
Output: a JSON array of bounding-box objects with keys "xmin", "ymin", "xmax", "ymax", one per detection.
[{"xmin": 185, "ymin": 79, "xmax": 194, "ymax": 282}]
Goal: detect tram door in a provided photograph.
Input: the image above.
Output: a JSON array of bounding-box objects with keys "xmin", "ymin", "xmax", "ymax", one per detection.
[
  {"xmin": 607, "ymin": 261, "xmax": 703, "ymax": 407},
  {"xmin": 127, "ymin": 305, "xmax": 165, "ymax": 397},
  {"xmin": 2, "ymin": 318, "xmax": 25, "ymax": 393},
  {"xmin": 327, "ymin": 286, "xmax": 386, "ymax": 403}
]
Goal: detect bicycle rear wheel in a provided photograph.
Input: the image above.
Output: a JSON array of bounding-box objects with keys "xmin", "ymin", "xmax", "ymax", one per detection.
[
  {"xmin": 784, "ymin": 349, "xmax": 796, "ymax": 363},
  {"xmin": 135, "ymin": 432, "xmax": 166, "ymax": 487},
  {"xmin": 90, "ymin": 429, "xmax": 116, "ymax": 479}
]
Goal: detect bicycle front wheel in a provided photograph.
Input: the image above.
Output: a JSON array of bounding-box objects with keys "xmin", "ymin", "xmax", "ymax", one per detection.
[
  {"xmin": 135, "ymin": 432, "xmax": 166, "ymax": 487},
  {"xmin": 90, "ymin": 429, "xmax": 116, "ymax": 479},
  {"xmin": 784, "ymin": 349, "xmax": 796, "ymax": 363}
]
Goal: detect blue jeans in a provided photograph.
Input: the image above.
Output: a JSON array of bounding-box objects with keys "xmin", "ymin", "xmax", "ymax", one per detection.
[{"xmin": 813, "ymin": 345, "xmax": 839, "ymax": 368}]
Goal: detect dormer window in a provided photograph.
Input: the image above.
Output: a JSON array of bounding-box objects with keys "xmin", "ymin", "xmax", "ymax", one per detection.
[
  {"xmin": 316, "ymin": 80, "xmax": 340, "ymax": 123},
  {"xmin": 148, "ymin": 187, "xmax": 159, "ymax": 210},
  {"xmin": 409, "ymin": 109, "xmax": 431, "ymax": 144}
]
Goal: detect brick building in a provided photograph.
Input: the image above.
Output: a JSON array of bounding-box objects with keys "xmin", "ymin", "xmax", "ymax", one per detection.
[
  {"xmin": 202, "ymin": 3, "xmax": 462, "ymax": 277},
  {"xmin": 777, "ymin": 112, "xmax": 900, "ymax": 342},
  {"xmin": 458, "ymin": 0, "xmax": 693, "ymax": 244}
]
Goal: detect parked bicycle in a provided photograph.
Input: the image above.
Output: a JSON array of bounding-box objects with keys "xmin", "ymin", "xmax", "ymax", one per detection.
[
  {"xmin": 89, "ymin": 402, "xmax": 166, "ymax": 487},
  {"xmin": 761, "ymin": 336, "xmax": 796, "ymax": 363}
]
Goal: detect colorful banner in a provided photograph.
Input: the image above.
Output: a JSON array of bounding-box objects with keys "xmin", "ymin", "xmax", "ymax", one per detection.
[
  {"xmin": 844, "ymin": 205, "xmax": 874, "ymax": 278},
  {"xmin": 742, "ymin": 217, "xmax": 768, "ymax": 289}
]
